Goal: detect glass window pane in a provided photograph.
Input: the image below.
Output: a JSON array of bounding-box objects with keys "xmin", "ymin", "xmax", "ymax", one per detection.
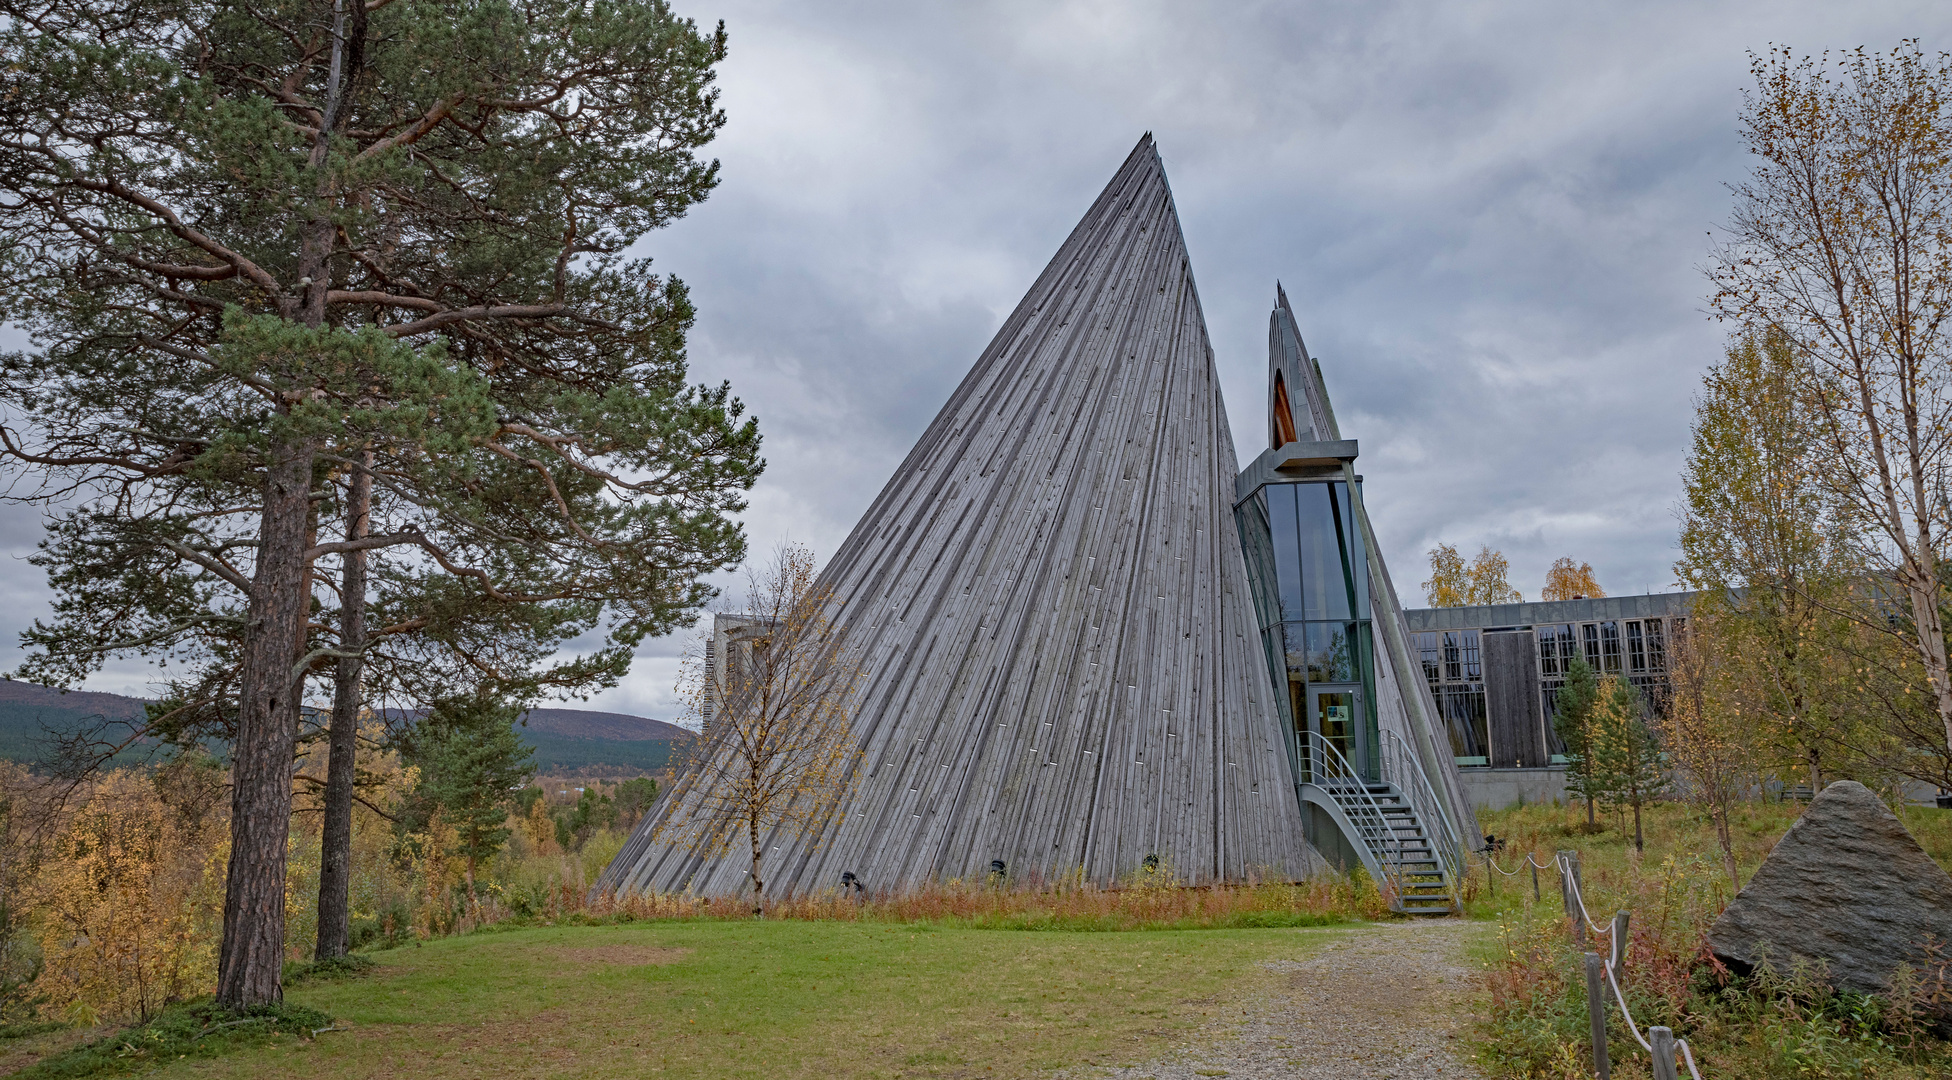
[
  {"xmin": 1443, "ymin": 685, "xmax": 1489, "ymax": 763},
  {"xmin": 1305, "ymin": 621, "xmax": 1356, "ymax": 682},
  {"xmin": 1601, "ymin": 621, "xmax": 1622, "ymax": 673},
  {"xmin": 1293, "ymin": 483, "xmax": 1353, "ymax": 620},
  {"xmin": 1538, "ymin": 623, "xmax": 1572, "ymax": 677},
  {"xmin": 1461, "ymin": 629, "xmax": 1481, "ymax": 681},
  {"xmin": 1330, "ymin": 481, "xmax": 1370, "ymax": 617},
  {"xmin": 1627, "ymin": 620, "xmax": 1646, "ymax": 673},
  {"xmin": 1414, "ymin": 631, "xmax": 1440, "ymax": 686},
  {"xmin": 1582, "ymin": 623, "xmax": 1600, "ymax": 670},
  {"xmin": 1281, "ymin": 621, "xmax": 1306, "ymax": 675},
  {"xmin": 1267, "ymin": 484, "xmax": 1304, "ymax": 621},
  {"xmin": 1316, "ymin": 690, "xmax": 1357, "ymax": 766},
  {"xmin": 1443, "ymin": 631, "xmax": 1461, "ymax": 681},
  {"xmin": 1541, "ymin": 682, "xmax": 1567, "ymax": 755},
  {"xmin": 1644, "ymin": 619, "xmax": 1666, "ymax": 671}
]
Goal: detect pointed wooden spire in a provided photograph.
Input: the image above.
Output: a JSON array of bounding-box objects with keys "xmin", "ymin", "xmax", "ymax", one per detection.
[{"xmin": 604, "ymin": 136, "xmax": 1321, "ymax": 897}]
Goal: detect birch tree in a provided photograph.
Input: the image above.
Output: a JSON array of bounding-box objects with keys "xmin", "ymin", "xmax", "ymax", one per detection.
[
  {"xmin": 1663, "ymin": 618, "xmax": 1752, "ymax": 890},
  {"xmin": 1712, "ymin": 44, "xmax": 1952, "ymax": 761},
  {"xmin": 1676, "ymin": 331, "xmax": 1859, "ymax": 787},
  {"xmin": 654, "ymin": 544, "xmax": 861, "ymax": 911},
  {"xmin": 1540, "ymin": 558, "xmax": 1604, "ymax": 602},
  {"xmin": 1423, "ymin": 543, "xmax": 1522, "ymax": 606}
]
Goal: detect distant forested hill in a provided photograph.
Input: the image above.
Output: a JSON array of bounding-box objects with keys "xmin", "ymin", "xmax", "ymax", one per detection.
[
  {"xmin": 0, "ymin": 681, "xmax": 689, "ymax": 772},
  {"xmin": 515, "ymin": 708, "xmax": 692, "ymax": 772},
  {"xmin": 0, "ymin": 679, "xmax": 149, "ymax": 764}
]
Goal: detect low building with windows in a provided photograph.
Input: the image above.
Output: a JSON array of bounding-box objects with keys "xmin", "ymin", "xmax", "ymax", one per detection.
[{"xmin": 1403, "ymin": 593, "xmax": 1697, "ymax": 807}]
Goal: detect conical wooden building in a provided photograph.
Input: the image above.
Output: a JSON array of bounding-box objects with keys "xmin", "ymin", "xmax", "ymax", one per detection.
[{"xmin": 602, "ymin": 135, "xmax": 1324, "ymax": 896}]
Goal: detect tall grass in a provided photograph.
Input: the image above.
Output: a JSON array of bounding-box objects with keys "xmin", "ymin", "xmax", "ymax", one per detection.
[
  {"xmin": 444, "ymin": 867, "xmax": 1391, "ymax": 935},
  {"xmin": 1470, "ymin": 800, "xmax": 1952, "ymax": 1079}
]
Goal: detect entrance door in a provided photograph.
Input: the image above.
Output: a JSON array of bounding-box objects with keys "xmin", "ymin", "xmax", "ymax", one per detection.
[{"xmin": 1308, "ymin": 683, "xmax": 1363, "ymax": 781}]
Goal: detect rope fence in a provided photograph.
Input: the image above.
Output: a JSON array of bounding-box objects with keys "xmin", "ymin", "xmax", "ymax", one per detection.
[{"xmin": 1471, "ymin": 847, "xmax": 1705, "ymax": 1080}]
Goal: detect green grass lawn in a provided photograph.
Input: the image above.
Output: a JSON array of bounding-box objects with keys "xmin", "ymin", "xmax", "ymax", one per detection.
[{"xmin": 71, "ymin": 920, "xmax": 1342, "ymax": 1079}]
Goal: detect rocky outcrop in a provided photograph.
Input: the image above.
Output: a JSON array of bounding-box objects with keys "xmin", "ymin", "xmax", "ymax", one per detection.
[{"xmin": 1706, "ymin": 780, "xmax": 1952, "ymax": 1006}]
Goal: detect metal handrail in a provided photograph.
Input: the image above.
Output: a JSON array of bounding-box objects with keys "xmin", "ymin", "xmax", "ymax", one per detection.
[
  {"xmin": 1302, "ymin": 730, "xmax": 1404, "ymax": 900},
  {"xmin": 1380, "ymin": 729, "xmax": 1464, "ymax": 909}
]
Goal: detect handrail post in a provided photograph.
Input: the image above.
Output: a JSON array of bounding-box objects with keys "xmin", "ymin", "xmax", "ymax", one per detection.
[
  {"xmin": 1649, "ymin": 1026, "xmax": 1678, "ymax": 1080},
  {"xmin": 1530, "ymin": 857, "xmax": 1540, "ymax": 902},
  {"xmin": 1585, "ymin": 951, "xmax": 1610, "ymax": 1080}
]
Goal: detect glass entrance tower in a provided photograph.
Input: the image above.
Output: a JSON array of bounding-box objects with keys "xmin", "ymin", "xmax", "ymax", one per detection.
[
  {"xmin": 1238, "ymin": 479, "xmax": 1377, "ymax": 781},
  {"xmin": 1233, "ymin": 287, "xmax": 1478, "ymax": 889}
]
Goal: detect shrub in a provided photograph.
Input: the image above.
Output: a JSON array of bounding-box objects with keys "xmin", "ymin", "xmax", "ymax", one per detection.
[{"xmin": 13, "ymin": 998, "xmax": 331, "ymax": 1079}]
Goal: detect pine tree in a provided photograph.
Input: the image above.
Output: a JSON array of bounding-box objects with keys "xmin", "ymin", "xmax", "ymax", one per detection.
[
  {"xmin": 395, "ymin": 695, "xmax": 535, "ymax": 892},
  {"xmin": 1554, "ymin": 655, "xmax": 1602, "ymax": 827},
  {"xmin": 0, "ymin": 1, "xmax": 759, "ymax": 1006},
  {"xmin": 1588, "ymin": 677, "xmax": 1668, "ymax": 852}
]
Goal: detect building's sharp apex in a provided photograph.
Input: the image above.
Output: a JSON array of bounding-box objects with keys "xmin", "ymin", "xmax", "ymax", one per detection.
[{"xmin": 601, "ymin": 139, "xmax": 1319, "ymax": 899}]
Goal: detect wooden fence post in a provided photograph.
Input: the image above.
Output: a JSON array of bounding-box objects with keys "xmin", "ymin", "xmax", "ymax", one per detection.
[
  {"xmin": 1559, "ymin": 850, "xmax": 1585, "ymax": 946},
  {"xmin": 1585, "ymin": 951, "xmax": 1610, "ymax": 1080},
  {"xmin": 1531, "ymin": 857, "xmax": 1540, "ymax": 902},
  {"xmin": 1649, "ymin": 1026, "xmax": 1678, "ymax": 1080},
  {"xmin": 1611, "ymin": 910, "xmax": 1630, "ymax": 972}
]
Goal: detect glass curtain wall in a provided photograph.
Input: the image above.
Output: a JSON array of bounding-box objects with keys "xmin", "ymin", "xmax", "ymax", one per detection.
[
  {"xmin": 1539, "ymin": 617, "xmax": 1677, "ymax": 757},
  {"xmin": 1413, "ymin": 629, "xmax": 1488, "ymax": 764},
  {"xmin": 1236, "ymin": 480, "xmax": 1378, "ymax": 783}
]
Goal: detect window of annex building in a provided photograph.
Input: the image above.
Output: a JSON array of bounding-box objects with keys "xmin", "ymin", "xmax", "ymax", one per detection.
[
  {"xmin": 1537, "ymin": 616, "xmax": 1681, "ymax": 755},
  {"xmin": 1413, "ymin": 629, "xmax": 1488, "ymax": 765}
]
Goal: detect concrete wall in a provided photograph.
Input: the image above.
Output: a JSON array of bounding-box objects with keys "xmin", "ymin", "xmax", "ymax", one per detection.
[
  {"xmin": 1403, "ymin": 591, "xmax": 1697, "ymax": 632},
  {"xmin": 1459, "ymin": 766, "xmax": 1568, "ymax": 811},
  {"xmin": 1302, "ymin": 802, "xmax": 1365, "ymax": 875}
]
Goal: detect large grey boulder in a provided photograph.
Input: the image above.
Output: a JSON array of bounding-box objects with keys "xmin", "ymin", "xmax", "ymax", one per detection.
[{"xmin": 1706, "ymin": 780, "xmax": 1952, "ymax": 1006}]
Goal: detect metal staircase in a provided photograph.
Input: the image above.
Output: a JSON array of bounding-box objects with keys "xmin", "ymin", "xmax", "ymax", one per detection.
[{"xmin": 1300, "ymin": 730, "xmax": 1462, "ymax": 914}]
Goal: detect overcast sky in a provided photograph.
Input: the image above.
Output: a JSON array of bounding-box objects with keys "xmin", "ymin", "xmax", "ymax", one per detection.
[{"xmin": 10, "ymin": 1, "xmax": 1951, "ymax": 718}]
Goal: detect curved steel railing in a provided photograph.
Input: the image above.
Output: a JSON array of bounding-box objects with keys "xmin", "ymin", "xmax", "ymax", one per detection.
[
  {"xmin": 1380, "ymin": 729, "xmax": 1463, "ymax": 909},
  {"xmin": 1302, "ymin": 730, "xmax": 1404, "ymax": 901}
]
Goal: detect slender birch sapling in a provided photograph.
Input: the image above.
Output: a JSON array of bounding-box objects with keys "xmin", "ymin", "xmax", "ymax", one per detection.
[{"xmin": 653, "ymin": 544, "xmax": 862, "ymax": 911}]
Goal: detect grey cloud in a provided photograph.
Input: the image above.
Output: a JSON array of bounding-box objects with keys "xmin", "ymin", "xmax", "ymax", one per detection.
[{"xmin": 8, "ymin": 2, "xmax": 1952, "ymax": 717}]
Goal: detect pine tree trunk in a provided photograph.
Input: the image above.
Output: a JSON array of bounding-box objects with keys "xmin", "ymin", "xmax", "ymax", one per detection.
[
  {"xmin": 315, "ymin": 451, "xmax": 370, "ymax": 960},
  {"xmin": 1631, "ymin": 793, "xmax": 1644, "ymax": 853},
  {"xmin": 216, "ymin": 433, "xmax": 316, "ymax": 1008}
]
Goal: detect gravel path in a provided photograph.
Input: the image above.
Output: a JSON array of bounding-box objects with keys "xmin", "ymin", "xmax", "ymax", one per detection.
[{"xmin": 1092, "ymin": 919, "xmax": 1488, "ymax": 1080}]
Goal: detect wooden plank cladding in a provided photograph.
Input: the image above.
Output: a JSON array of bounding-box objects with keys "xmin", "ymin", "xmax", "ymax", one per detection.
[
  {"xmin": 1483, "ymin": 630, "xmax": 1546, "ymax": 768},
  {"xmin": 601, "ymin": 134, "xmax": 1322, "ymax": 898}
]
